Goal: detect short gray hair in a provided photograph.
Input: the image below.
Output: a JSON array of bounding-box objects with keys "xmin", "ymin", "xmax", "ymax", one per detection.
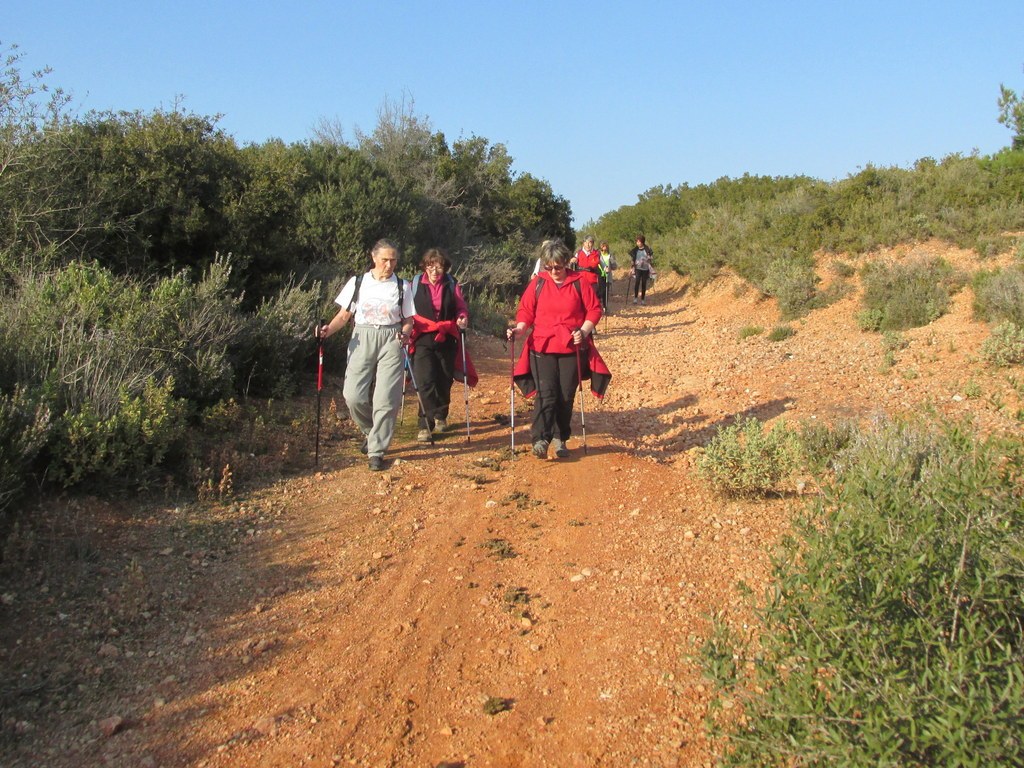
[{"xmin": 536, "ymin": 239, "xmax": 571, "ymax": 268}]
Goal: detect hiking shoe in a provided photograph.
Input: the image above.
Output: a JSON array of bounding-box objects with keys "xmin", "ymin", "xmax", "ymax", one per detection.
[
  {"xmin": 532, "ymin": 440, "xmax": 549, "ymax": 459},
  {"xmin": 359, "ymin": 438, "xmax": 368, "ymax": 455},
  {"xmin": 641, "ymin": 298, "xmax": 646, "ymax": 305},
  {"xmin": 368, "ymin": 456, "xmax": 385, "ymax": 471},
  {"xmin": 416, "ymin": 429, "xmax": 431, "ymax": 443},
  {"xmin": 553, "ymin": 439, "xmax": 570, "ymax": 458},
  {"xmin": 434, "ymin": 418, "xmax": 448, "ymax": 433},
  {"xmin": 632, "ymin": 297, "xmax": 638, "ymax": 304}
]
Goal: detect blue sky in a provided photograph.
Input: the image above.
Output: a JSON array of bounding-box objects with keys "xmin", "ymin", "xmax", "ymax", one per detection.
[{"xmin": 8, "ymin": 1, "xmax": 1024, "ymax": 226}]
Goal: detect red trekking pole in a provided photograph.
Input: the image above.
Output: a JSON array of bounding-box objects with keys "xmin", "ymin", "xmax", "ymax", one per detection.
[
  {"xmin": 315, "ymin": 322, "xmax": 325, "ymax": 466},
  {"xmin": 508, "ymin": 333, "xmax": 516, "ymax": 459}
]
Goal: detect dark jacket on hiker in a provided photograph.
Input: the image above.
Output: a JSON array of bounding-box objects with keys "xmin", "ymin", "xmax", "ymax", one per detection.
[
  {"xmin": 409, "ymin": 273, "xmax": 472, "ymax": 431},
  {"xmin": 629, "ymin": 244, "xmax": 655, "ymax": 300},
  {"xmin": 512, "ymin": 270, "xmax": 609, "ymax": 446}
]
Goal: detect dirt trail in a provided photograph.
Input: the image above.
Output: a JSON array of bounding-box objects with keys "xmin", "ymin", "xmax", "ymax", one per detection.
[{"xmin": 3, "ymin": 242, "xmax": 1021, "ymax": 767}]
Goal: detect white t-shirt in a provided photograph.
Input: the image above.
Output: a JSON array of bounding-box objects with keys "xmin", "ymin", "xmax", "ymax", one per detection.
[{"xmin": 335, "ymin": 272, "xmax": 415, "ymax": 326}]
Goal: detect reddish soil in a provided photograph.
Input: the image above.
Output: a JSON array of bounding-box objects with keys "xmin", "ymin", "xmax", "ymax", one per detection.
[{"xmin": 2, "ymin": 241, "xmax": 1021, "ymax": 767}]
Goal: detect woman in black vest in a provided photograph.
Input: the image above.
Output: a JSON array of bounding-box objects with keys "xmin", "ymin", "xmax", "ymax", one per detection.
[{"xmin": 409, "ymin": 248, "xmax": 469, "ymax": 441}]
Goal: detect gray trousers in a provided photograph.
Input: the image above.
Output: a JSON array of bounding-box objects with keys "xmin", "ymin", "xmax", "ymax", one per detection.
[{"xmin": 343, "ymin": 324, "xmax": 405, "ymax": 458}]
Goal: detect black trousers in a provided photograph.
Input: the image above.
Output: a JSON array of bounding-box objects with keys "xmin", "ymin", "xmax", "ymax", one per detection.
[
  {"xmin": 634, "ymin": 270, "xmax": 650, "ymax": 299},
  {"xmin": 411, "ymin": 334, "xmax": 456, "ymax": 428},
  {"xmin": 529, "ymin": 351, "xmax": 579, "ymax": 444}
]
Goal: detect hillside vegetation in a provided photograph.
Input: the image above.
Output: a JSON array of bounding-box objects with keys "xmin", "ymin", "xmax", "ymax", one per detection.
[{"xmin": 1, "ymin": 44, "xmax": 1024, "ymax": 765}]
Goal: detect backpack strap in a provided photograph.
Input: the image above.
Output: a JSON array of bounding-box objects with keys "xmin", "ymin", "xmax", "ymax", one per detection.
[
  {"xmin": 534, "ymin": 275, "xmax": 584, "ymax": 302},
  {"xmin": 346, "ymin": 272, "xmax": 405, "ymax": 320},
  {"xmin": 346, "ymin": 273, "xmax": 365, "ymax": 313}
]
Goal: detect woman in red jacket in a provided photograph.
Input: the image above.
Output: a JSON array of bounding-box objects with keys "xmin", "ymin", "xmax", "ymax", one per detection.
[
  {"xmin": 570, "ymin": 235, "xmax": 602, "ymax": 293},
  {"xmin": 507, "ymin": 240, "xmax": 603, "ymax": 459}
]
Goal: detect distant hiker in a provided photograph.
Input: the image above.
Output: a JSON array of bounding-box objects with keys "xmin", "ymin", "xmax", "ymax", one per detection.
[
  {"xmin": 570, "ymin": 235, "xmax": 602, "ymax": 295},
  {"xmin": 409, "ymin": 248, "xmax": 474, "ymax": 442},
  {"xmin": 318, "ymin": 239, "xmax": 415, "ymax": 472},
  {"xmin": 598, "ymin": 240, "xmax": 616, "ymax": 310},
  {"xmin": 629, "ymin": 234, "xmax": 654, "ymax": 304},
  {"xmin": 507, "ymin": 239, "xmax": 611, "ymax": 460}
]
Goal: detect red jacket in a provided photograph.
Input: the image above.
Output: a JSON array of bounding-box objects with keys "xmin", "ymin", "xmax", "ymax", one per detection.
[
  {"xmin": 574, "ymin": 248, "xmax": 601, "ymax": 285},
  {"xmin": 515, "ymin": 271, "xmax": 603, "ymax": 354}
]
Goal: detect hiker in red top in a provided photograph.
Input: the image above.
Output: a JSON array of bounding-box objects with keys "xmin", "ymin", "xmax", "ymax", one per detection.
[
  {"xmin": 408, "ymin": 248, "xmax": 471, "ymax": 442},
  {"xmin": 507, "ymin": 239, "xmax": 609, "ymax": 460},
  {"xmin": 570, "ymin": 235, "xmax": 602, "ymax": 291}
]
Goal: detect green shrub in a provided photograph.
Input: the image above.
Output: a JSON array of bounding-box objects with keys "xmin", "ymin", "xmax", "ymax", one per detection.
[
  {"xmin": 766, "ymin": 325, "xmax": 795, "ymax": 342},
  {"xmin": 0, "ymin": 388, "xmax": 52, "ymax": 518},
  {"xmin": 696, "ymin": 416, "xmax": 800, "ymax": 496},
  {"xmin": 50, "ymin": 377, "xmax": 188, "ymax": 490},
  {"xmin": 972, "ymin": 265, "xmax": 1024, "ymax": 326},
  {"xmin": 761, "ymin": 258, "xmax": 819, "ymax": 319},
  {"xmin": 981, "ymin": 321, "xmax": 1024, "ymax": 367},
  {"xmin": 856, "ymin": 307, "xmax": 884, "ymax": 332},
  {"xmin": 700, "ymin": 418, "xmax": 1024, "ymax": 766},
  {"xmin": 860, "ymin": 257, "xmax": 966, "ymax": 331},
  {"xmin": 235, "ymin": 278, "xmax": 321, "ymax": 398},
  {"xmin": 796, "ymin": 417, "xmax": 857, "ymax": 474},
  {"xmin": 738, "ymin": 325, "xmax": 763, "ymax": 340}
]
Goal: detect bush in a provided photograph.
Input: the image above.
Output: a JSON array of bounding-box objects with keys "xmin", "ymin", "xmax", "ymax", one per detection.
[
  {"xmin": 696, "ymin": 416, "xmax": 800, "ymax": 496},
  {"xmin": 860, "ymin": 256, "xmax": 966, "ymax": 331},
  {"xmin": 760, "ymin": 258, "xmax": 819, "ymax": 319},
  {"xmin": 766, "ymin": 325, "xmax": 795, "ymax": 342},
  {"xmin": 981, "ymin": 321, "xmax": 1024, "ymax": 367},
  {"xmin": 738, "ymin": 325, "xmax": 763, "ymax": 340},
  {"xmin": 796, "ymin": 417, "xmax": 857, "ymax": 474},
  {"xmin": 972, "ymin": 265, "xmax": 1024, "ymax": 326},
  {"xmin": 700, "ymin": 418, "xmax": 1024, "ymax": 766},
  {"xmin": 0, "ymin": 388, "xmax": 52, "ymax": 518},
  {"xmin": 50, "ymin": 377, "xmax": 188, "ymax": 490}
]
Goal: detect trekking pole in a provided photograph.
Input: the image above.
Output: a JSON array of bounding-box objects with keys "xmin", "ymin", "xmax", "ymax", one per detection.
[
  {"xmin": 315, "ymin": 321, "xmax": 325, "ymax": 466},
  {"xmin": 400, "ymin": 344, "xmax": 433, "ymax": 446},
  {"xmin": 575, "ymin": 344, "xmax": 588, "ymax": 455},
  {"xmin": 508, "ymin": 333, "xmax": 516, "ymax": 459},
  {"xmin": 460, "ymin": 329, "xmax": 471, "ymax": 442},
  {"xmin": 400, "ymin": 370, "xmax": 408, "ymax": 425},
  {"xmin": 626, "ymin": 273, "xmax": 633, "ymax": 305}
]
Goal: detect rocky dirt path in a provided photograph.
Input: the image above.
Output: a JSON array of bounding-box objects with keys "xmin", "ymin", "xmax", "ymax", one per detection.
[{"xmin": 3, "ymin": 242, "xmax": 1020, "ymax": 767}]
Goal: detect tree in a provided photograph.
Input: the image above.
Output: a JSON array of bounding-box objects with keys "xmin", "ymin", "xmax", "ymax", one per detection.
[{"xmin": 998, "ymin": 83, "xmax": 1024, "ymax": 151}]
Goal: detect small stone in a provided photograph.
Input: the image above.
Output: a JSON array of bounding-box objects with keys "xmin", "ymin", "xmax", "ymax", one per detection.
[
  {"xmin": 98, "ymin": 643, "xmax": 120, "ymax": 658},
  {"xmin": 99, "ymin": 715, "xmax": 125, "ymax": 737},
  {"xmin": 254, "ymin": 715, "xmax": 279, "ymax": 735}
]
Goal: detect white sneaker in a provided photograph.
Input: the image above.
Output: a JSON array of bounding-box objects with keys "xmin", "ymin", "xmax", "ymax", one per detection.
[
  {"xmin": 434, "ymin": 418, "xmax": 447, "ymax": 433},
  {"xmin": 632, "ymin": 298, "xmax": 638, "ymax": 304},
  {"xmin": 417, "ymin": 429, "xmax": 431, "ymax": 442}
]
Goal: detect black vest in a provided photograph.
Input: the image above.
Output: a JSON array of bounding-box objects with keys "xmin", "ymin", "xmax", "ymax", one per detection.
[{"xmin": 413, "ymin": 275, "xmax": 457, "ymax": 321}]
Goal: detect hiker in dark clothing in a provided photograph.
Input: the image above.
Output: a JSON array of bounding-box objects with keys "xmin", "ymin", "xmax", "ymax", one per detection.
[{"xmin": 408, "ymin": 248, "xmax": 470, "ymax": 441}]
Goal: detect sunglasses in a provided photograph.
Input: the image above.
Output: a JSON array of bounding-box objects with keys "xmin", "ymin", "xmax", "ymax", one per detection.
[{"xmin": 544, "ymin": 264, "xmax": 567, "ymax": 272}]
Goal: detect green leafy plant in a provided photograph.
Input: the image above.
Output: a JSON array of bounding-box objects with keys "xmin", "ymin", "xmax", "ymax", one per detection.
[
  {"xmin": 860, "ymin": 257, "xmax": 966, "ymax": 331},
  {"xmin": 700, "ymin": 418, "xmax": 1024, "ymax": 767},
  {"xmin": 766, "ymin": 325, "xmax": 795, "ymax": 342},
  {"xmin": 981, "ymin": 321, "xmax": 1024, "ymax": 366},
  {"xmin": 972, "ymin": 266, "xmax": 1024, "ymax": 325},
  {"xmin": 738, "ymin": 325, "xmax": 763, "ymax": 339},
  {"xmin": 696, "ymin": 416, "xmax": 800, "ymax": 496}
]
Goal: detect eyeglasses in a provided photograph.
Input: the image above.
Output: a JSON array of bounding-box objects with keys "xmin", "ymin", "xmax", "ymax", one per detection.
[
  {"xmin": 544, "ymin": 264, "xmax": 567, "ymax": 272},
  {"xmin": 425, "ymin": 265, "xmax": 444, "ymax": 272}
]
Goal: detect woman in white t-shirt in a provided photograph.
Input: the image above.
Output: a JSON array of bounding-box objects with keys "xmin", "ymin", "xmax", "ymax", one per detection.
[{"xmin": 319, "ymin": 239, "xmax": 415, "ymax": 471}]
